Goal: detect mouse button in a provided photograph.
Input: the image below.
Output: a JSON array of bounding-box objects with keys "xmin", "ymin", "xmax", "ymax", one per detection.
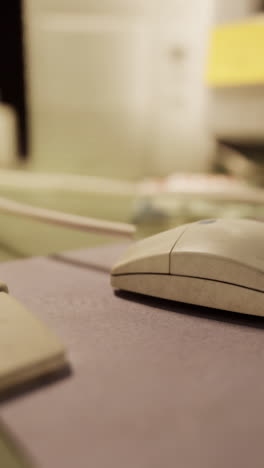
[
  {"xmin": 170, "ymin": 252, "xmax": 264, "ymax": 291},
  {"xmin": 171, "ymin": 219, "xmax": 264, "ymax": 261},
  {"xmin": 111, "ymin": 224, "xmax": 187, "ymax": 275},
  {"xmin": 170, "ymin": 221, "xmax": 231, "ymax": 256}
]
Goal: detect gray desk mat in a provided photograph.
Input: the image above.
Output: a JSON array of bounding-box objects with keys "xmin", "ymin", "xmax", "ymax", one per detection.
[{"xmin": 1, "ymin": 244, "xmax": 264, "ymax": 468}]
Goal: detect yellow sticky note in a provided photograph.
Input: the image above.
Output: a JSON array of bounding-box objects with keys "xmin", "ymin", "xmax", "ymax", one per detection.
[{"xmin": 207, "ymin": 18, "xmax": 264, "ymax": 87}]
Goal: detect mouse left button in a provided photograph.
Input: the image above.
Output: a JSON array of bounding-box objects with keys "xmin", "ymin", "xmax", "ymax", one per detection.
[{"xmin": 111, "ymin": 224, "xmax": 187, "ymax": 276}]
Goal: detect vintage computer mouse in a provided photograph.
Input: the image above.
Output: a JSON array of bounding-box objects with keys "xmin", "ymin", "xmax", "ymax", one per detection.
[{"xmin": 111, "ymin": 219, "xmax": 264, "ymax": 316}]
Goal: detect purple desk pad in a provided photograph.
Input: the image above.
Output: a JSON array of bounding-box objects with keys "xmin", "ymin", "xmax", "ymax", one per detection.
[{"xmin": 1, "ymin": 244, "xmax": 264, "ymax": 468}]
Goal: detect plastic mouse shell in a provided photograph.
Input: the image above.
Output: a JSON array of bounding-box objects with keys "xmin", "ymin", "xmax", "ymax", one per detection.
[{"xmin": 111, "ymin": 219, "xmax": 264, "ymax": 316}]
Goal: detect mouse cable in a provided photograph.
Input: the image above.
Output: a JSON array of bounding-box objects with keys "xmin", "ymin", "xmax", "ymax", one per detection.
[{"xmin": 0, "ymin": 196, "xmax": 136, "ymax": 239}]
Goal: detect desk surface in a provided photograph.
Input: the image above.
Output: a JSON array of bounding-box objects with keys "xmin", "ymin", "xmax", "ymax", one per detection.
[{"xmin": 1, "ymin": 244, "xmax": 264, "ymax": 468}]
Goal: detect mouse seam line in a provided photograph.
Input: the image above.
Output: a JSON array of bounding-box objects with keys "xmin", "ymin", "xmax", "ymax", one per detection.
[
  {"xmin": 168, "ymin": 226, "xmax": 189, "ymax": 274},
  {"xmin": 112, "ymin": 273, "xmax": 264, "ymax": 294}
]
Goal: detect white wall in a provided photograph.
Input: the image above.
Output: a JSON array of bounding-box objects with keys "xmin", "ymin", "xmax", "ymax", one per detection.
[
  {"xmin": 147, "ymin": 1, "xmax": 215, "ymax": 175},
  {"xmin": 24, "ymin": 0, "xmax": 214, "ymax": 179}
]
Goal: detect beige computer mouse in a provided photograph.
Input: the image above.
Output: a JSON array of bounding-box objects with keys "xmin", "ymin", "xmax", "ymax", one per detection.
[{"xmin": 111, "ymin": 219, "xmax": 264, "ymax": 317}]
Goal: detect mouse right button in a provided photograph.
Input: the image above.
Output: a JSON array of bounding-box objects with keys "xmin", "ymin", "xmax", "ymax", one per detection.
[{"xmin": 170, "ymin": 219, "xmax": 264, "ymax": 291}]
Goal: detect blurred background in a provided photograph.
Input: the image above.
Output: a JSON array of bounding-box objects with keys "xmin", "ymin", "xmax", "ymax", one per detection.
[{"xmin": 0, "ymin": 0, "xmax": 263, "ymax": 261}]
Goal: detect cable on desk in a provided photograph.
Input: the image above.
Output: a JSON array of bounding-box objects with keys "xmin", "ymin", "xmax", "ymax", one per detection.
[{"xmin": 0, "ymin": 196, "xmax": 136, "ymax": 239}]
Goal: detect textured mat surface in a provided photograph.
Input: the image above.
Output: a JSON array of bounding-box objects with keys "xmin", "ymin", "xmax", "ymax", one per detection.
[{"xmin": 1, "ymin": 244, "xmax": 264, "ymax": 468}]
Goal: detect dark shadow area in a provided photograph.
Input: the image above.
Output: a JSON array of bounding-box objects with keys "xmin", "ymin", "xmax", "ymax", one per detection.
[
  {"xmin": 115, "ymin": 289, "xmax": 264, "ymax": 330},
  {"xmin": 0, "ymin": 1, "xmax": 28, "ymax": 156},
  {"xmin": 0, "ymin": 363, "xmax": 72, "ymax": 405},
  {"xmin": 50, "ymin": 253, "xmax": 111, "ymax": 274}
]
